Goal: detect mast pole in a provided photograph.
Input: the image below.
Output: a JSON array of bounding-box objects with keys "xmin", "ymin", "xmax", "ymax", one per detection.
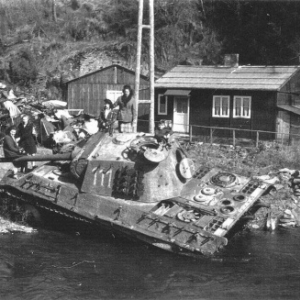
[
  {"xmin": 134, "ymin": 0, "xmax": 155, "ymax": 134},
  {"xmin": 133, "ymin": 0, "xmax": 144, "ymax": 133},
  {"xmin": 148, "ymin": 0, "xmax": 155, "ymax": 134}
]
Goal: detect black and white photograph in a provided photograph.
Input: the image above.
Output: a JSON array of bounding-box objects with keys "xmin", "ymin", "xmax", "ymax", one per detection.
[{"xmin": 1, "ymin": 0, "xmax": 300, "ymax": 299}]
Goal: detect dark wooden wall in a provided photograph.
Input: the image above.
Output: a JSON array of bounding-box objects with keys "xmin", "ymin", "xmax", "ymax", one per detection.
[
  {"xmin": 155, "ymin": 88, "xmax": 277, "ymax": 139},
  {"xmin": 290, "ymin": 114, "xmax": 300, "ymax": 143},
  {"xmin": 278, "ymin": 69, "xmax": 300, "ymax": 107},
  {"xmin": 67, "ymin": 66, "xmax": 150, "ymax": 116},
  {"xmin": 278, "ymin": 71, "xmax": 300, "ymax": 143}
]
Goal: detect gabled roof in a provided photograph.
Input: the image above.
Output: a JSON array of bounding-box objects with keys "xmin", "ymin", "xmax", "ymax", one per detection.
[
  {"xmin": 66, "ymin": 64, "xmax": 149, "ymax": 84},
  {"xmin": 155, "ymin": 65, "xmax": 300, "ymax": 91}
]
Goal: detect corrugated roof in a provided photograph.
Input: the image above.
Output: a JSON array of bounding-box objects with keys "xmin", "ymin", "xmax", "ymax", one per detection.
[{"xmin": 155, "ymin": 65, "xmax": 300, "ymax": 91}]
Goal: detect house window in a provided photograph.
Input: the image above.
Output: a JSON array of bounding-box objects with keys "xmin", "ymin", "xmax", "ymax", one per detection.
[
  {"xmin": 158, "ymin": 94, "xmax": 168, "ymax": 115},
  {"xmin": 212, "ymin": 96, "xmax": 230, "ymax": 117},
  {"xmin": 106, "ymin": 90, "xmax": 123, "ymax": 103},
  {"xmin": 233, "ymin": 96, "xmax": 251, "ymax": 118}
]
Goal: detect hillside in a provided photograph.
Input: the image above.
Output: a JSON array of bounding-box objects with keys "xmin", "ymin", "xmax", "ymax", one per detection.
[{"xmin": 1, "ymin": 0, "xmax": 300, "ymax": 100}]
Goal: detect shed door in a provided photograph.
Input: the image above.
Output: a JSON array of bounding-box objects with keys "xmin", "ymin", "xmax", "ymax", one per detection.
[
  {"xmin": 277, "ymin": 110, "xmax": 290, "ymax": 141},
  {"xmin": 173, "ymin": 96, "xmax": 189, "ymax": 133}
]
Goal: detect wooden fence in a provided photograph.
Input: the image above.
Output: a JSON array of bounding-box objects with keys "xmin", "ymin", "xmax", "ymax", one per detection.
[
  {"xmin": 189, "ymin": 125, "xmax": 300, "ymax": 147},
  {"xmin": 136, "ymin": 118, "xmax": 300, "ymax": 147}
]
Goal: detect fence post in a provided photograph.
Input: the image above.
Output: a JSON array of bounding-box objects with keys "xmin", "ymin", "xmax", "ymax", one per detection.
[
  {"xmin": 256, "ymin": 131, "xmax": 259, "ymax": 148},
  {"xmin": 233, "ymin": 130, "xmax": 236, "ymax": 147},
  {"xmin": 189, "ymin": 125, "xmax": 192, "ymax": 143},
  {"xmin": 210, "ymin": 128, "xmax": 213, "ymax": 145}
]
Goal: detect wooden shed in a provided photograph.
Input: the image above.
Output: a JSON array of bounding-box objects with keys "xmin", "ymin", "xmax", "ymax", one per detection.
[
  {"xmin": 155, "ymin": 65, "xmax": 300, "ymax": 143},
  {"xmin": 66, "ymin": 64, "xmax": 150, "ymax": 119}
]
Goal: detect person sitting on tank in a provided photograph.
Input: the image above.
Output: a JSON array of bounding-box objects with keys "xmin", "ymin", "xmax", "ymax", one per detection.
[
  {"xmin": 98, "ymin": 99, "xmax": 117, "ymax": 136},
  {"xmin": 3, "ymin": 126, "xmax": 27, "ymax": 176},
  {"xmin": 114, "ymin": 85, "xmax": 136, "ymax": 133},
  {"xmin": 17, "ymin": 114, "xmax": 37, "ymax": 169},
  {"xmin": 72, "ymin": 120, "xmax": 85, "ymax": 140},
  {"xmin": 155, "ymin": 120, "xmax": 173, "ymax": 145}
]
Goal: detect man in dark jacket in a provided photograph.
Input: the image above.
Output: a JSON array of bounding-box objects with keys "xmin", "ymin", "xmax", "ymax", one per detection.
[
  {"xmin": 3, "ymin": 126, "xmax": 26, "ymax": 174},
  {"xmin": 18, "ymin": 114, "xmax": 37, "ymax": 169},
  {"xmin": 114, "ymin": 85, "xmax": 136, "ymax": 133}
]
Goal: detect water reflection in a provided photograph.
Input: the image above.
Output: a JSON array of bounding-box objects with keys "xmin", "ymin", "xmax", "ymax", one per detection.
[{"xmin": 0, "ymin": 218, "xmax": 300, "ymax": 299}]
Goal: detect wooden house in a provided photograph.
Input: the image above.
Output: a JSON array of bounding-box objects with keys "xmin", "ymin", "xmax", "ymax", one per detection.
[
  {"xmin": 155, "ymin": 64, "xmax": 300, "ymax": 142},
  {"xmin": 66, "ymin": 64, "xmax": 150, "ymax": 120}
]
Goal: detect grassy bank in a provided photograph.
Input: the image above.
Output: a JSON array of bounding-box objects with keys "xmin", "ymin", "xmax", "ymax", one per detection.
[{"xmin": 187, "ymin": 142, "xmax": 300, "ymax": 177}]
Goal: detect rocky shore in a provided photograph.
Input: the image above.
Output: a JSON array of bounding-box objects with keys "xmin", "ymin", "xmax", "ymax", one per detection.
[{"xmin": 187, "ymin": 142, "xmax": 300, "ymax": 231}]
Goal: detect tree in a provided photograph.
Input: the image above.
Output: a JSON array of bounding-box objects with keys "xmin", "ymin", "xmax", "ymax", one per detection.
[{"xmin": 9, "ymin": 48, "xmax": 38, "ymax": 86}]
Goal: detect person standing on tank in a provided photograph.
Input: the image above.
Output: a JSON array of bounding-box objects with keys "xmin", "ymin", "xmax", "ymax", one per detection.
[
  {"xmin": 114, "ymin": 85, "xmax": 136, "ymax": 133},
  {"xmin": 18, "ymin": 114, "xmax": 37, "ymax": 168},
  {"xmin": 98, "ymin": 99, "xmax": 117, "ymax": 136}
]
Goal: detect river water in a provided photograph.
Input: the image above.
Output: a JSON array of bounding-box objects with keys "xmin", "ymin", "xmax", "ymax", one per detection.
[{"xmin": 1, "ymin": 212, "xmax": 300, "ymax": 300}]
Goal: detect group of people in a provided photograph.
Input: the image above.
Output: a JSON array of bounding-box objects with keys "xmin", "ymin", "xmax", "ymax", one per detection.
[
  {"xmin": 44, "ymin": 84, "xmax": 137, "ymax": 140},
  {"xmin": 98, "ymin": 84, "xmax": 136, "ymax": 135},
  {"xmin": 3, "ymin": 114, "xmax": 37, "ymax": 176}
]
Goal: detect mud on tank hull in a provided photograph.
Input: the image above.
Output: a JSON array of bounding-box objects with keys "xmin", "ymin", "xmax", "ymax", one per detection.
[{"xmin": 0, "ymin": 132, "xmax": 270, "ymax": 257}]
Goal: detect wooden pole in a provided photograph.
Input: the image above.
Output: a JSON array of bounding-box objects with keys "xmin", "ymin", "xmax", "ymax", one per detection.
[
  {"xmin": 233, "ymin": 130, "xmax": 236, "ymax": 147},
  {"xmin": 149, "ymin": 0, "xmax": 155, "ymax": 134},
  {"xmin": 133, "ymin": 0, "xmax": 144, "ymax": 133}
]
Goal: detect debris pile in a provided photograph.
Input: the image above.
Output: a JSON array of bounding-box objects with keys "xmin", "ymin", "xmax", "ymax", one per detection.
[
  {"xmin": 278, "ymin": 208, "xmax": 299, "ymax": 228},
  {"xmin": 252, "ymin": 168, "xmax": 300, "ymax": 230},
  {"xmin": 0, "ymin": 81, "xmax": 100, "ymax": 153}
]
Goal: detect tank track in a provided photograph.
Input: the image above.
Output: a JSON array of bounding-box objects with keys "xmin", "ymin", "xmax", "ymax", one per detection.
[{"xmin": 0, "ymin": 189, "xmax": 93, "ymax": 225}]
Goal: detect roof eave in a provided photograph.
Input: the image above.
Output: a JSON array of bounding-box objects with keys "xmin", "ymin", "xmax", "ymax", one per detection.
[{"xmin": 154, "ymin": 85, "xmax": 279, "ymax": 91}]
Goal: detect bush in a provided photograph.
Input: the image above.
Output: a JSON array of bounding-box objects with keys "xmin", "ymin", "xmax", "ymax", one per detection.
[{"xmin": 9, "ymin": 48, "xmax": 38, "ymax": 86}]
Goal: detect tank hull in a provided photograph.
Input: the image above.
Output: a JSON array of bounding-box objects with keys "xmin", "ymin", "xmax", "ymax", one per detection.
[{"xmin": 0, "ymin": 162, "xmax": 270, "ymax": 257}]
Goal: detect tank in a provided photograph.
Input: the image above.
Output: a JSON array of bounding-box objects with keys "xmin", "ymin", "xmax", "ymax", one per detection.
[{"xmin": 0, "ymin": 131, "xmax": 270, "ymax": 257}]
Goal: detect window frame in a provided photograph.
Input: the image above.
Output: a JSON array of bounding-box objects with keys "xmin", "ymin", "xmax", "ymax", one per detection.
[
  {"xmin": 158, "ymin": 93, "xmax": 168, "ymax": 115},
  {"xmin": 212, "ymin": 95, "xmax": 230, "ymax": 118},
  {"xmin": 233, "ymin": 96, "xmax": 252, "ymax": 119}
]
